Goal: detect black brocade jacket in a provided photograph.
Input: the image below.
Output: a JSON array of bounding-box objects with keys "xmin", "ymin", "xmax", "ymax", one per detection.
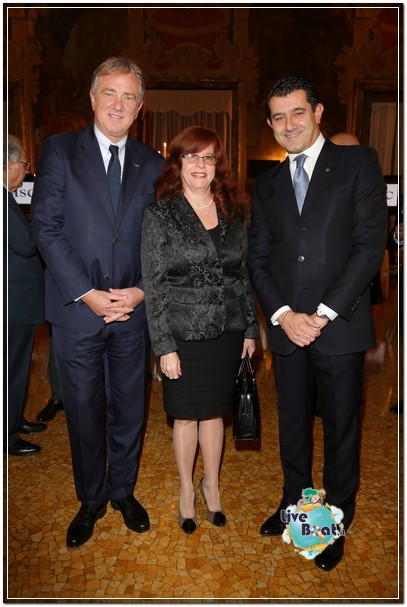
[{"xmin": 141, "ymin": 192, "xmax": 259, "ymax": 356}]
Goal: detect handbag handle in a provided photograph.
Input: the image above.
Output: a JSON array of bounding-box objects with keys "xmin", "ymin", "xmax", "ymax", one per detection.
[{"xmin": 237, "ymin": 353, "xmax": 254, "ymax": 377}]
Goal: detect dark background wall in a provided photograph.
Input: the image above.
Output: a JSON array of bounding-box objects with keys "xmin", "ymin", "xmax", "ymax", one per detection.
[{"xmin": 6, "ymin": 6, "xmax": 401, "ymax": 186}]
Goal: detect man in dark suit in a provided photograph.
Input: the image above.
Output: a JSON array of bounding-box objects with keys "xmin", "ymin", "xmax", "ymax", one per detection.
[
  {"xmin": 32, "ymin": 57, "xmax": 163, "ymax": 548},
  {"xmin": 389, "ymin": 207, "xmax": 403, "ymax": 414},
  {"xmin": 247, "ymin": 76, "xmax": 387, "ymax": 571},
  {"xmin": 5, "ymin": 135, "xmax": 47, "ymax": 456}
]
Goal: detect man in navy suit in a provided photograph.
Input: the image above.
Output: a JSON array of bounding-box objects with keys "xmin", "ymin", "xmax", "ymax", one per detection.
[
  {"xmin": 32, "ymin": 57, "xmax": 163, "ymax": 548},
  {"xmin": 5, "ymin": 135, "xmax": 47, "ymax": 456},
  {"xmin": 248, "ymin": 76, "xmax": 387, "ymax": 571}
]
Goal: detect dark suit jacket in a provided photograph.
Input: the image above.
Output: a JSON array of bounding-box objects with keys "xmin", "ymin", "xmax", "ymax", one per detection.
[
  {"xmin": 247, "ymin": 139, "xmax": 388, "ymax": 356},
  {"xmin": 141, "ymin": 192, "xmax": 259, "ymax": 356},
  {"xmin": 31, "ymin": 126, "xmax": 163, "ymax": 331},
  {"xmin": 6, "ymin": 188, "xmax": 44, "ymax": 326}
]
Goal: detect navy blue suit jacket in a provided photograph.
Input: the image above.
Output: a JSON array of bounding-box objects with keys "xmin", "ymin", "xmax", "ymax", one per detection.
[
  {"xmin": 248, "ymin": 140, "xmax": 388, "ymax": 356},
  {"xmin": 31, "ymin": 126, "xmax": 163, "ymax": 332}
]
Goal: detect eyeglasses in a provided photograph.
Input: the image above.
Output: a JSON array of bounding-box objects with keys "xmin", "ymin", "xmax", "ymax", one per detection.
[
  {"xmin": 18, "ymin": 161, "xmax": 31, "ymax": 172},
  {"xmin": 182, "ymin": 153, "xmax": 217, "ymax": 166}
]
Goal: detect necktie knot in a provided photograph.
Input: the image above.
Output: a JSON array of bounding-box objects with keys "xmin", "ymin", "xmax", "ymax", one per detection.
[
  {"xmin": 293, "ymin": 154, "xmax": 309, "ymax": 214},
  {"xmin": 109, "ymin": 144, "xmax": 119, "ymax": 157},
  {"xmin": 296, "ymin": 154, "xmax": 307, "ymax": 170}
]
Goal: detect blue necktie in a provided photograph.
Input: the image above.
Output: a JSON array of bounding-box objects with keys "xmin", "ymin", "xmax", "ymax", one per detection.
[
  {"xmin": 107, "ymin": 144, "xmax": 121, "ymax": 218},
  {"xmin": 293, "ymin": 154, "xmax": 309, "ymax": 214}
]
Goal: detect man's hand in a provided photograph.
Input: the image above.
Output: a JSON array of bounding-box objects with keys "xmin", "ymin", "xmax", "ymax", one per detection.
[
  {"xmin": 81, "ymin": 289, "xmax": 131, "ymax": 322},
  {"xmin": 278, "ymin": 310, "xmax": 322, "ymax": 347},
  {"xmin": 103, "ymin": 287, "xmax": 145, "ymax": 323},
  {"xmin": 81, "ymin": 287, "xmax": 144, "ymax": 324}
]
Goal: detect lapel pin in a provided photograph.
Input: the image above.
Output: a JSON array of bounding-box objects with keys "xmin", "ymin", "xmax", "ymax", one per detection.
[{"xmin": 325, "ymin": 168, "xmax": 331, "ymax": 172}]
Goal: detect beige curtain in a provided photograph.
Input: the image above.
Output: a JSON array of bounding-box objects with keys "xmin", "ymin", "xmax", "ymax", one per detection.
[
  {"xmin": 142, "ymin": 90, "xmax": 233, "ymax": 158},
  {"xmin": 369, "ymin": 102, "xmax": 400, "ymax": 175}
]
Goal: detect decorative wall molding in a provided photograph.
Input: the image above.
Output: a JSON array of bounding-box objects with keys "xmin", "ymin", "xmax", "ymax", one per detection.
[
  {"xmin": 334, "ymin": 7, "xmax": 399, "ymax": 132},
  {"xmin": 7, "ymin": 8, "xmax": 44, "ymax": 167},
  {"xmin": 125, "ymin": 7, "xmax": 259, "ymax": 179}
]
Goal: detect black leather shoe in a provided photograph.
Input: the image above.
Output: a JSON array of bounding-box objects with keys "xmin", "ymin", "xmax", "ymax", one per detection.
[
  {"xmin": 8, "ymin": 438, "xmax": 41, "ymax": 456},
  {"xmin": 260, "ymin": 499, "xmax": 290, "ymax": 536},
  {"xmin": 314, "ymin": 535, "xmax": 345, "ymax": 571},
  {"xmin": 19, "ymin": 419, "xmax": 47, "ymax": 434},
  {"xmin": 111, "ymin": 495, "xmax": 150, "ymax": 533},
  {"xmin": 66, "ymin": 503, "xmax": 107, "ymax": 548},
  {"xmin": 36, "ymin": 399, "xmax": 64, "ymax": 422}
]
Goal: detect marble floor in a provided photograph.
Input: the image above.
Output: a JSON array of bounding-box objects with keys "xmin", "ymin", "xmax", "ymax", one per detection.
[{"xmin": 6, "ymin": 275, "xmax": 402, "ymax": 602}]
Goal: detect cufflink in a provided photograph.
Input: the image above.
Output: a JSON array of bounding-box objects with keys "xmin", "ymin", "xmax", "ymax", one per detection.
[{"xmin": 316, "ymin": 309, "xmax": 330, "ymax": 321}]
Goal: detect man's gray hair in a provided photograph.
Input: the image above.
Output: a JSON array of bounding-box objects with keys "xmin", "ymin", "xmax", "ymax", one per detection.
[
  {"xmin": 90, "ymin": 56, "xmax": 145, "ymax": 103},
  {"xmin": 4, "ymin": 135, "xmax": 23, "ymax": 168}
]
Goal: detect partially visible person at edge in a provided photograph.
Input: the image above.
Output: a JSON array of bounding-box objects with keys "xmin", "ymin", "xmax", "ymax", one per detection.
[
  {"xmin": 31, "ymin": 57, "xmax": 163, "ymax": 549},
  {"xmin": 247, "ymin": 75, "xmax": 387, "ymax": 571},
  {"xmin": 141, "ymin": 126, "xmax": 259, "ymax": 534},
  {"xmin": 36, "ymin": 324, "xmax": 64, "ymax": 422},
  {"xmin": 389, "ymin": 205, "xmax": 403, "ymax": 415},
  {"xmin": 5, "ymin": 134, "xmax": 47, "ymax": 456},
  {"xmin": 330, "ymin": 132, "xmax": 360, "ymax": 146}
]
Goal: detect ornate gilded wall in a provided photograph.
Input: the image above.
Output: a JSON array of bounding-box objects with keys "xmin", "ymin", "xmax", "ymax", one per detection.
[{"xmin": 5, "ymin": 6, "xmax": 400, "ymax": 183}]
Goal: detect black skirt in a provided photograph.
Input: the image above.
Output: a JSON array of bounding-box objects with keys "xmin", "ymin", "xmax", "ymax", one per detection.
[{"xmin": 163, "ymin": 332, "xmax": 244, "ymax": 419}]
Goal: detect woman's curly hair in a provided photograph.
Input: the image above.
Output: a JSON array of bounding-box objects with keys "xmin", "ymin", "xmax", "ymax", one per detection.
[{"xmin": 155, "ymin": 126, "xmax": 248, "ymax": 222}]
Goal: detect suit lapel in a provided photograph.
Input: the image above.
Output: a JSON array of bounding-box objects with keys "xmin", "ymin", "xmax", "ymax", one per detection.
[
  {"xmin": 115, "ymin": 141, "xmax": 141, "ymax": 229},
  {"xmin": 301, "ymin": 140, "xmax": 337, "ymax": 217},
  {"xmin": 273, "ymin": 159, "xmax": 299, "ymax": 220}
]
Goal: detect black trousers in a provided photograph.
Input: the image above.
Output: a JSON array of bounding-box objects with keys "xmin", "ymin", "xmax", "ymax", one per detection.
[
  {"xmin": 52, "ymin": 323, "xmax": 149, "ymax": 507},
  {"xmin": 7, "ymin": 324, "xmax": 37, "ymax": 445},
  {"xmin": 272, "ymin": 346, "xmax": 365, "ymax": 529},
  {"xmin": 47, "ymin": 323, "xmax": 62, "ymax": 402}
]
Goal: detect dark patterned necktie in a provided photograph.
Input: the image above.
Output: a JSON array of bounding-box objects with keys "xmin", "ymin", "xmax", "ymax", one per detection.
[
  {"xmin": 107, "ymin": 144, "xmax": 121, "ymax": 217},
  {"xmin": 293, "ymin": 154, "xmax": 309, "ymax": 214}
]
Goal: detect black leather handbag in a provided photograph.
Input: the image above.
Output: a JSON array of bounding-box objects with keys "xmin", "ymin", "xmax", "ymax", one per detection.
[{"xmin": 233, "ymin": 354, "xmax": 260, "ymax": 440}]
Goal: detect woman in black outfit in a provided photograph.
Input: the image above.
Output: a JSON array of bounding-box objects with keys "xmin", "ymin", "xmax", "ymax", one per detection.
[{"xmin": 141, "ymin": 127, "xmax": 258, "ymax": 534}]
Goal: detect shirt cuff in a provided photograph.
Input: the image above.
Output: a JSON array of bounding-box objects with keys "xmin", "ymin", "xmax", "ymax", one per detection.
[
  {"xmin": 271, "ymin": 305, "xmax": 291, "ymax": 326},
  {"xmin": 393, "ymin": 231, "xmax": 403, "ymax": 246},
  {"xmin": 317, "ymin": 303, "xmax": 338, "ymax": 321},
  {"xmin": 75, "ymin": 288, "xmax": 94, "ymax": 302}
]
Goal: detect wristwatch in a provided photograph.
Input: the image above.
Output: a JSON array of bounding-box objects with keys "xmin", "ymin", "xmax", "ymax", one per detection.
[{"xmin": 316, "ymin": 309, "xmax": 330, "ymax": 321}]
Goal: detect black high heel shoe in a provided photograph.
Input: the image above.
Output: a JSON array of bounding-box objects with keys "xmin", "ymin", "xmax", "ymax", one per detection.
[
  {"xmin": 178, "ymin": 493, "xmax": 197, "ymax": 534},
  {"xmin": 198, "ymin": 478, "xmax": 226, "ymax": 527}
]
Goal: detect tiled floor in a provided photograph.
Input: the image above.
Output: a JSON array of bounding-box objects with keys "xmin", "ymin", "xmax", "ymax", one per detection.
[{"xmin": 6, "ymin": 276, "xmax": 402, "ymax": 601}]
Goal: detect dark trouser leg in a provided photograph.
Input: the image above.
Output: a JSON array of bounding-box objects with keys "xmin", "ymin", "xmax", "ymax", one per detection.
[
  {"xmin": 47, "ymin": 323, "xmax": 62, "ymax": 402},
  {"xmin": 52, "ymin": 325, "xmax": 109, "ymax": 506},
  {"xmin": 105, "ymin": 327, "xmax": 150, "ymax": 501},
  {"xmin": 272, "ymin": 348, "xmax": 316, "ymax": 504},
  {"xmin": 311, "ymin": 349, "xmax": 365, "ymax": 529},
  {"xmin": 52, "ymin": 324, "xmax": 149, "ymax": 506},
  {"xmin": 8, "ymin": 325, "xmax": 36, "ymax": 445}
]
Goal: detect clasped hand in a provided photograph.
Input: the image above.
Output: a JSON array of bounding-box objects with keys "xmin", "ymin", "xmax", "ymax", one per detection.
[
  {"xmin": 82, "ymin": 287, "xmax": 144, "ymax": 323},
  {"xmin": 279, "ymin": 310, "xmax": 328, "ymax": 347}
]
